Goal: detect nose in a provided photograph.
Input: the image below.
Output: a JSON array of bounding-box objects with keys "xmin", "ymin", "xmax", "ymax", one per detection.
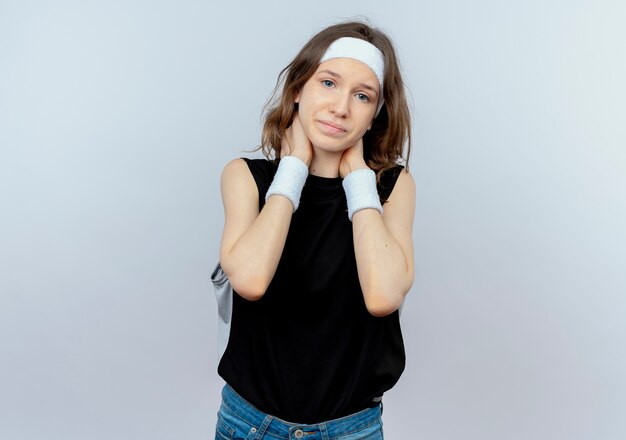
[{"xmin": 330, "ymin": 92, "xmax": 350, "ymax": 117}]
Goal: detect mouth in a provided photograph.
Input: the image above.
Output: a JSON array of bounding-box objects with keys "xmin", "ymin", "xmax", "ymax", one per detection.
[{"xmin": 317, "ymin": 120, "xmax": 348, "ymax": 135}]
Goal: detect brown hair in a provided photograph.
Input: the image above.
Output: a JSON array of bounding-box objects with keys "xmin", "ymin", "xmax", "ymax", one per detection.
[{"xmin": 260, "ymin": 20, "xmax": 412, "ymax": 177}]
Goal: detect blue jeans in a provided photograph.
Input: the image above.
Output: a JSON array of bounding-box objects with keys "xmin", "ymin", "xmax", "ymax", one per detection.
[{"xmin": 215, "ymin": 384, "xmax": 384, "ymax": 439}]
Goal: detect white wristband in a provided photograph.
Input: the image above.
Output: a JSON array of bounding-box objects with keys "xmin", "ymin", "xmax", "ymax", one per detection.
[
  {"xmin": 265, "ymin": 156, "xmax": 309, "ymax": 211},
  {"xmin": 342, "ymin": 168, "xmax": 383, "ymax": 221}
]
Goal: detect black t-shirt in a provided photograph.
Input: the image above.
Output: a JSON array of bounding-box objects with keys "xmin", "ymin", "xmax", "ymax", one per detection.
[{"xmin": 217, "ymin": 158, "xmax": 406, "ymax": 424}]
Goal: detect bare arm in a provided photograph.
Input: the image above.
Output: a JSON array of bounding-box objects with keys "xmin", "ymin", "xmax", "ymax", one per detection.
[
  {"xmin": 351, "ymin": 170, "xmax": 416, "ymax": 316},
  {"xmin": 218, "ymin": 158, "xmax": 294, "ymax": 301},
  {"xmin": 219, "ymin": 115, "xmax": 312, "ymax": 301}
]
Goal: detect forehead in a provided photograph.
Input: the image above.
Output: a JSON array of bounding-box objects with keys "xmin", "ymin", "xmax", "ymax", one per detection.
[{"xmin": 314, "ymin": 58, "xmax": 380, "ymax": 90}]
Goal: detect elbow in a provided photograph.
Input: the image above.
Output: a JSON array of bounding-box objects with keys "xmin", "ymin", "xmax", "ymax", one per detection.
[
  {"xmin": 362, "ymin": 287, "xmax": 406, "ymax": 317},
  {"xmin": 360, "ymin": 264, "xmax": 414, "ymax": 317},
  {"xmin": 362, "ymin": 279, "xmax": 412, "ymax": 317},
  {"xmin": 220, "ymin": 256, "xmax": 270, "ymax": 301},
  {"xmin": 220, "ymin": 254, "xmax": 273, "ymax": 301},
  {"xmin": 224, "ymin": 270, "xmax": 269, "ymax": 302},
  {"xmin": 233, "ymin": 284, "xmax": 266, "ymax": 302},
  {"xmin": 366, "ymin": 302, "xmax": 397, "ymax": 318}
]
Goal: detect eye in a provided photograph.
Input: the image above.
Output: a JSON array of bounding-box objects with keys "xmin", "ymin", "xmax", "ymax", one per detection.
[
  {"xmin": 356, "ymin": 93, "xmax": 371, "ymax": 103},
  {"xmin": 322, "ymin": 79, "xmax": 335, "ymax": 88}
]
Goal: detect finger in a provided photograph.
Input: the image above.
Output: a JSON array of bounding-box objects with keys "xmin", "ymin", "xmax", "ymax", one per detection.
[
  {"xmin": 279, "ymin": 133, "xmax": 288, "ymax": 158},
  {"xmin": 291, "ymin": 115, "xmax": 309, "ymax": 147}
]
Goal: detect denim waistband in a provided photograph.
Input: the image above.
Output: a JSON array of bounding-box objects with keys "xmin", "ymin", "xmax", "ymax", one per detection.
[{"xmin": 220, "ymin": 384, "xmax": 382, "ymax": 439}]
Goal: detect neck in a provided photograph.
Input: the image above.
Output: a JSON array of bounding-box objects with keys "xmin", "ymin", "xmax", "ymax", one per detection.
[{"xmin": 308, "ymin": 148, "xmax": 342, "ymax": 178}]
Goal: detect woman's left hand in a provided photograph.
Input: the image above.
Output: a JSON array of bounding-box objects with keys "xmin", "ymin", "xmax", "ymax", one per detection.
[{"xmin": 339, "ymin": 137, "xmax": 369, "ymax": 178}]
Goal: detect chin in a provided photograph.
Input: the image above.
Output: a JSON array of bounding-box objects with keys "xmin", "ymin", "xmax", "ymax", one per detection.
[
  {"xmin": 309, "ymin": 135, "xmax": 353, "ymax": 153},
  {"xmin": 312, "ymin": 141, "xmax": 351, "ymax": 154}
]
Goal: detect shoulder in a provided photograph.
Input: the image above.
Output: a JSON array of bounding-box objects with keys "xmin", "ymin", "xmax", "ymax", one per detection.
[
  {"xmin": 221, "ymin": 157, "xmax": 277, "ymax": 210},
  {"xmin": 221, "ymin": 157, "xmax": 249, "ymax": 177},
  {"xmin": 221, "ymin": 157, "xmax": 276, "ymax": 181},
  {"xmin": 389, "ymin": 169, "xmax": 415, "ymax": 201},
  {"xmin": 220, "ymin": 158, "xmax": 256, "ymax": 198},
  {"xmin": 221, "ymin": 158, "xmax": 254, "ymax": 191}
]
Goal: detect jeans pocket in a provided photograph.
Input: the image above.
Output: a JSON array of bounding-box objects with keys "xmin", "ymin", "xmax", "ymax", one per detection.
[
  {"xmin": 334, "ymin": 418, "xmax": 384, "ymax": 439},
  {"xmin": 216, "ymin": 407, "xmax": 260, "ymax": 440},
  {"xmin": 215, "ymin": 412, "xmax": 235, "ymax": 440}
]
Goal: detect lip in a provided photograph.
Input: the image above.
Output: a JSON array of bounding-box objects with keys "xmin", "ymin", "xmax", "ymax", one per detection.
[{"xmin": 317, "ymin": 120, "xmax": 348, "ymax": 136}]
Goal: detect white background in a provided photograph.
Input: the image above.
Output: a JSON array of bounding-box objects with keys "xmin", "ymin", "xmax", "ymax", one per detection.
[{"xmin": 1, "ymin": 1, "xmax": 625, "ymax": 439}]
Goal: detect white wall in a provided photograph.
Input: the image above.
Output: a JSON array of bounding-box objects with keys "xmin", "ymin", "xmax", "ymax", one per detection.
[{"xmin": 1, "ymin": 1, "xmax": 624, "ymax": 439}]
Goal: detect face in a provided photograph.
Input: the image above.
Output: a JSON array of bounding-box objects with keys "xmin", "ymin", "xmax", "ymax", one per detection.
[{"xmin": 294, "ymin": 57, "xmax": 380, "ymax": 153}]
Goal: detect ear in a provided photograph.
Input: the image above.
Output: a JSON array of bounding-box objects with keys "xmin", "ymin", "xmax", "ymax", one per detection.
[{"xmin": 294, "ymin": 91, "xmax": 300, "ymax": 104}]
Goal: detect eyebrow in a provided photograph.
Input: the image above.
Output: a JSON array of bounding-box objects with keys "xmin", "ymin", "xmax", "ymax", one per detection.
[{"xmin": 317, "ymin": 69, "xmax": 379, "ymax": 97}]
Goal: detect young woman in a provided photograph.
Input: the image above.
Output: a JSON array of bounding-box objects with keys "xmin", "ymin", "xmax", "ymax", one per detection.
[{"xmin": 212, "ymin": 20, "xmax": 415, "ymax": 439}]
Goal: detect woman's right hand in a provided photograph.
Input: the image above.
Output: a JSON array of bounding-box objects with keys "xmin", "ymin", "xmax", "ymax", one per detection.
[{"xmin": 280, "ymin": 113, "xmax": 313, "ymax": 166}]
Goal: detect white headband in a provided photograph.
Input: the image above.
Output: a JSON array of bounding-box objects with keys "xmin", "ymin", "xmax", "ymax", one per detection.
[{"xmin": 319, "ymin": 37, "xmax": 385, "ymax": 116}]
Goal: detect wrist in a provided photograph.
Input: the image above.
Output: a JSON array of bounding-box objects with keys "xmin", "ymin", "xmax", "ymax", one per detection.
[
  {"xmin": 342, "ymin": 168, "xmax": 383, "ymax": 221},
  {"xmin": 347, "ymin": 161, "xmax": 368, "ymax": 173},
  {"xmin": 289, "ymin": 151, "xmax": 312, "ymax": 167},
  {"xmin": 266, "ymin": 156, "xmax": 309, "ymax": 211},
  {"xmin": 340, "ymin": 157, "xmax": 368, "ymax": 178}
]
